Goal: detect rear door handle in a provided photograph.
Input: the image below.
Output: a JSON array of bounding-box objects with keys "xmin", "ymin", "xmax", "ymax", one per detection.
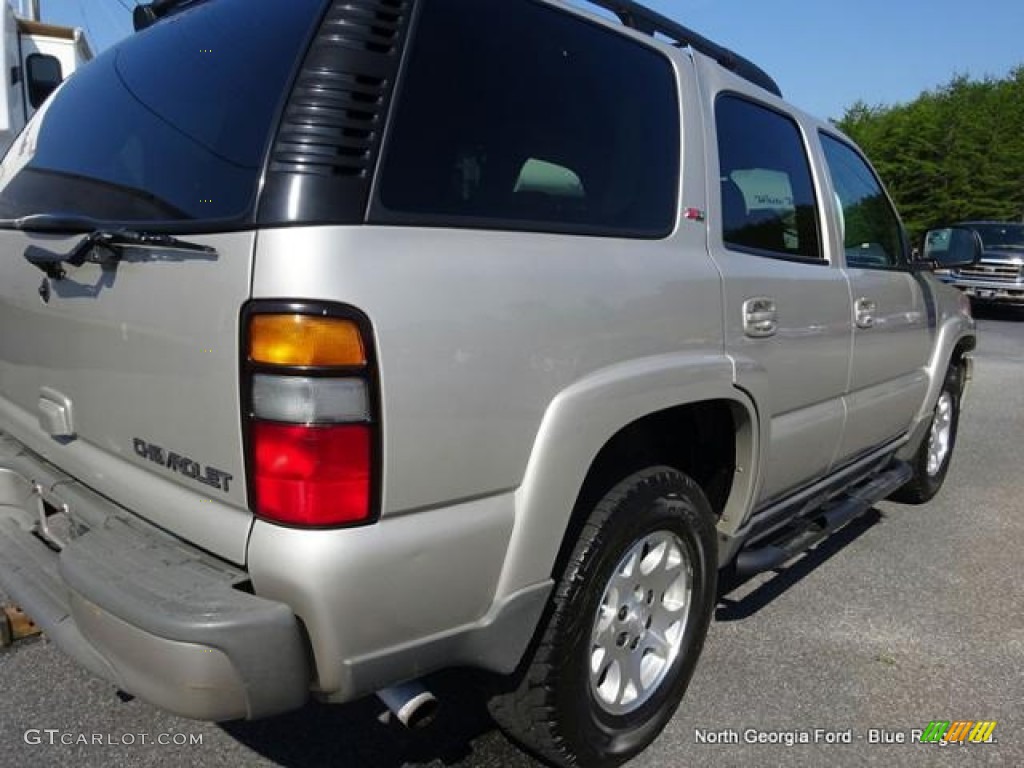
[
  {"xmin": 855, "ymin": 297, "xmax": 877, "ymax": 329},
  {"xmin": 743, "ymin": 297, "xmax": 777, "ymax": 338}
]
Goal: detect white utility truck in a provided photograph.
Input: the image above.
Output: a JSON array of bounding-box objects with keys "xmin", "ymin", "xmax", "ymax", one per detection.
[{"xmin": 0, "ymin": 0, "xmax": 92, "ymax": 156}]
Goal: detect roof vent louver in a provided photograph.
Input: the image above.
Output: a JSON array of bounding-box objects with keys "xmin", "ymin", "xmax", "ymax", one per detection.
[{"xmin": 258, "ymin": 0, "xmax": 414, "ymax": 225}]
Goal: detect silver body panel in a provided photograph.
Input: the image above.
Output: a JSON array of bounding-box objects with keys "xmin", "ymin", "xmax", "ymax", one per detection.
[
  {"xmin": 896, "ymin": 273, "xmax": 976, "ymax": 461},
  {"xmin": 837, "ymin": 268, "xmax": 930, "ymax": 458},
  {"xmin": 0, "ymin": 232, "xmax": 255, "ymax": 563},
  {"xmin": 250, "ymin": 223, "xmax": 726, "ymax": 520}
]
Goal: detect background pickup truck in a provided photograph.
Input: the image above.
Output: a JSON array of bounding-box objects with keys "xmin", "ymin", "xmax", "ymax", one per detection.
[{"xmin": 934, "ymin": 221, "xmax": 1024, "ymax": 307}]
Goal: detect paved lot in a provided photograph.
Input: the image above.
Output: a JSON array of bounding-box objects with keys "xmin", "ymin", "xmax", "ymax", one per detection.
[{"xmin": 1, "ymin": 305, "xmax": 1021, "ymax": 768}]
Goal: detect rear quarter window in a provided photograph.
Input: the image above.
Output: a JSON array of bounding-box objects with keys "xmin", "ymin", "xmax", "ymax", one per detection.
[
  {"xmin": 716, "ymin": 94, "xmax": 822, "ymax": 261},
  {"xmin": 372, "ymin": 0, "xmax": 680, "ymax": 238}
]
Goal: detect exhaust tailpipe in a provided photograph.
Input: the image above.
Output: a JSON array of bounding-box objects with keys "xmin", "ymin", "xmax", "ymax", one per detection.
[{"xmin": 376, "ymin": 681, "xmax": 439, "ymax": 729}]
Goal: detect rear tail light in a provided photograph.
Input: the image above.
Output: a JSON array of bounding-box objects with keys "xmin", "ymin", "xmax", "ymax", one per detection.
[
  {"xmin": 244, "ymin": 307, "xmax": 378, "ymax": 527},
  {"xmin": 251, "ymin": 423, "xmax": 370, "ymax": 525},
  {"xmin": 250, "ymin": 315, "xmax": 366, "ymax": 367},
  {"xmin": 252, "ymin": 376, "xmax": 370, "ymax": 424}
]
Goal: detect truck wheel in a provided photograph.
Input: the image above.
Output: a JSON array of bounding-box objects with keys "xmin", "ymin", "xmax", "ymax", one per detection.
[
  {"xmin": 891, "ymin": 366, "xmax": 962, "ymax": 504},
  {"xmin": 488, "ymin": 467, "xmax": 717, "ymax": 768}
]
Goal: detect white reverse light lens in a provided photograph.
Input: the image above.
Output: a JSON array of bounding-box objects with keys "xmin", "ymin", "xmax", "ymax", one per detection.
[{"xmin": 253, "ymin": 375, "xmax": 370, "ymax": 424}]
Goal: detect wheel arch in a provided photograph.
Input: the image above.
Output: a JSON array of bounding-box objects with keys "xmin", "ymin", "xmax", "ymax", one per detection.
[
  {"xmin": 493, "ymin": 353, "xmax": 759, "ymax": 600},
  {"xmin": 897, "ymin": 312, "xmax": 976, "ymax": 463}
]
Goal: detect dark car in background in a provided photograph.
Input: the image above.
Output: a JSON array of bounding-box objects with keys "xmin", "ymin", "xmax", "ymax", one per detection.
[{"xmin": 935, "ymin": 221, "xmax": 1024, "ymax": 306}]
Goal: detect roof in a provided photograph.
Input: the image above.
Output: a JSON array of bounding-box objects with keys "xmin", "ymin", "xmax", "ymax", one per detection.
[
  {"xmin": 15, "ymin": 18, "xmax": 93, "ymax": 61},
  {"xmin": 16, "ymin": 19, "xmax": 74, "ymax": 40}
]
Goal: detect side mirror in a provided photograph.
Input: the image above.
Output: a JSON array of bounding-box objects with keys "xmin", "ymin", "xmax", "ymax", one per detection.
[{"xmin": 917, "ymin": 226, "xmax": 982, "ymax": 270}]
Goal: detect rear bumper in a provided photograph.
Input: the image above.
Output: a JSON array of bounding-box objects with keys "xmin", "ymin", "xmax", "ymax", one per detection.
[{"xmin": 0, "ymin": 433, "xmax": 309, "ymax": 721}]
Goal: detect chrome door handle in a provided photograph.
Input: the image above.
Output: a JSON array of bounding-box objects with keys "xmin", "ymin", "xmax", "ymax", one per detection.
[
  {"xmin": 855, "ymin": 297, "xmax": 876, "ymax": 329},
  {"xmin": 743, "ymin": 297, "xmax": 777, "ymax": 338}
]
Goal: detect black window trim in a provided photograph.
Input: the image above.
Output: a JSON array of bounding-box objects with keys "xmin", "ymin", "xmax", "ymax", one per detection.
[
  {"xmin": 715, "ymin": 90, "xmax": 828, "ymax": 265},
  {"xmin": 818, "ymin": 128, "xmax": 911, "ymax": 272},
  {"xmin": 721, "ymin": 242, "xmax": 834, "ymax": 267},
  {"xmin": 254, "ymin": 0, "xmax": 414, "ymax": 228},
  {"xmin": 366, "ymin": 0, "xmax": 683, "ymax": 241}
]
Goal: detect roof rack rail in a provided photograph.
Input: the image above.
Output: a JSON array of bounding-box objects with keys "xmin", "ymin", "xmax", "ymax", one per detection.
[{"xmin": 580, "ymin": 0, "xmax": 781, "ymax": 97}]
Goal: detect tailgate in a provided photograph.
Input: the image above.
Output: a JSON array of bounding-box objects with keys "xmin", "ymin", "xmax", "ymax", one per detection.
[{"xmin": 0, "ymin": 232, "xmax": 254, "ymax": 563}]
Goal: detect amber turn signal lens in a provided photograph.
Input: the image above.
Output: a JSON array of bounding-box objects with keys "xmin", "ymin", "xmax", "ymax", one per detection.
[{"xmin": 250, "ymin": 315, "xmax": 366, "ymax": 367}]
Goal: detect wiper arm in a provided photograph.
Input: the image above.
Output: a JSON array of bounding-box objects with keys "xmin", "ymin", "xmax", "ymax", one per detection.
[
  {"xmin": 5, "ymin": 212, "xmax": 110, "ymax": 233},
  {"xmin": 19, "ymin": 218, "xmax": 216, "ymax": 280}
]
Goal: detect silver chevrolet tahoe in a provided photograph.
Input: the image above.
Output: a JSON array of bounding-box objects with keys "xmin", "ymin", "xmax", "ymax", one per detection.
[{"xmin": 0, "ymin": 0, "xmax": 981, "ymax": 765}]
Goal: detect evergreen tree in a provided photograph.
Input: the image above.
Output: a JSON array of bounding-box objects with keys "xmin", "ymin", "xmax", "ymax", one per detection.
[{"xmin": 838, "ymin": 67, "xmax": 1024, "ymax": 241}]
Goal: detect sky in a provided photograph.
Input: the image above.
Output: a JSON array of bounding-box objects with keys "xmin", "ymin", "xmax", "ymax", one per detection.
[
  {"xmin": 37, "ymin": 0, "xmax": 1024, "ymax": 121},
  {"xmin": 611, "ymin": 0, "xmax": 1024, "ymax": 120}
]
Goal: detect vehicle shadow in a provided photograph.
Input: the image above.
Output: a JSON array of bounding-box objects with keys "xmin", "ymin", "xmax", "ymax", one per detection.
[
  {"xmin": 220, "ymin": 669, "xmax": 533, "ymax": 768},
  {"xmin": 715, "ymin": 507, "xmax": 884, "ymax": 622}
]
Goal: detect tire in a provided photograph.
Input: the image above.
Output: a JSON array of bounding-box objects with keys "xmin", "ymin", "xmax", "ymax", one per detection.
[
  {"xmin": 891, "ymin": 366, "xmax": 962, "ymax": 504},
  {"xmin": 488, "ymin": 466, "xmax": 717, "ymax": 768}
]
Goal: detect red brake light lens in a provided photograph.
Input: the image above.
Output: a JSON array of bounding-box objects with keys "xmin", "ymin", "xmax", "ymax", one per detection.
[{"xmin": 252, "ymin": 421, "xmax": 370, "ymax": 526}]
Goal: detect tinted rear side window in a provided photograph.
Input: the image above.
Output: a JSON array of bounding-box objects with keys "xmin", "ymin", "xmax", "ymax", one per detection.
[
  {"xmin": 820, "ymin": 133, "xmax": 906, "ymax": 269},
  {"xmin": 716, "ymin": 94, "xmax": 822, "ymax": 260},
  {"xmin": 0, "ymin": 0, "xmax": 326, "ymax": 224},
  {"xmin": 373, "ymin": 0, "xmax": 680, "ymax": 238}
]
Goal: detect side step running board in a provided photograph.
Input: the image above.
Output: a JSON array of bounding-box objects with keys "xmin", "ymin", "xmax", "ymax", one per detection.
[{"xmin": 735, "ymin": 461, "xmax": 912, "ymax": 576}]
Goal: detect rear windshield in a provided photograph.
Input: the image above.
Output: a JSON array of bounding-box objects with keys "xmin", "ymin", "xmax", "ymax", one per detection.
[{"xmin": 0, "ymin": 0, "xmax": 326, "ymax": 225}]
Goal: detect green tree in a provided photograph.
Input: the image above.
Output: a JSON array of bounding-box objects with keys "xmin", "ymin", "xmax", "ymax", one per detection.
[{"xmin": 837, "ymin": 67, "xmax": 1024, "ymax": 241}]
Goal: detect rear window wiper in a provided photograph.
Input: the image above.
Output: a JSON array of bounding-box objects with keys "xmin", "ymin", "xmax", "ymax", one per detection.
[{"xmin": 12, "ymin": 214, "xmax": 217, "ymax": 280}]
